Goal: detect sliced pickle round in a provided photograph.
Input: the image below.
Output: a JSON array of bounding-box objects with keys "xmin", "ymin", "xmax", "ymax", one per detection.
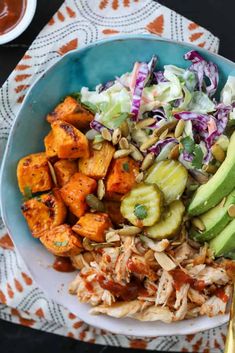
[
  {"xmin": 120, "ymin": 182, "xmax": 163, "ymax": 227},
  {"xmin": 145, "ymin": 160, "xmax": 188, "ymax": 204},
  {"xmin": 145, "ymin": 200, "xmax": 185, "ymax": 239}
]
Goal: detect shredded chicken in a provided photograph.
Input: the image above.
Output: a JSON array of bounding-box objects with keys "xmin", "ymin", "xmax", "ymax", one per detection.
[
  {"xmin": 155, "ymin": 270, "xmax": 173, "ymax": 306},
  {"xmin": 90, "ymin": 300, "xmax": 144, "ymax": 318},
  {"xmin": 200, "ymin": 285, "xmax": 232, "ymax": 317},
  {"xmin": 188, "ymin": 288, "xmax": 206, "ymax": 305},
  {"xmin": 69, "ymin": 238, "xmax": 233, "ymax": 323},
  {"xmin": 196, "ymin": 267, "xmax": 230, "ymax": 286},
  {"xmin": 114, "ymin": 236, "xmax": 133, "ymax": 284},
  {"xmin": 174, "ymin": 243, "xmax": 196, "ymax": 263}
]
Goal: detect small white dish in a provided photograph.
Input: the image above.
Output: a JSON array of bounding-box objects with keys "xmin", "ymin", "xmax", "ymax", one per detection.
[{"xmin": 0, "ymin": 0, "xmax": 37, "ymax": 45}]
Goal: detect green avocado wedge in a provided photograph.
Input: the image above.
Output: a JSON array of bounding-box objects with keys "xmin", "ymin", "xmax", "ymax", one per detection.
[
  {"xmin": 188, "ymin": 131, "xmax": 235, "ymax": 216},
  {"xmin": 210, "ymin": 218, "xmax": 235, "ymax": 256},
  {"xmin": 190, "ymin": 189, "xmax": 235, "ymax": 242}
]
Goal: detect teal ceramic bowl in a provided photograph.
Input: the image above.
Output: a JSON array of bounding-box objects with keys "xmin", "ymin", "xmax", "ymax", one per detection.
[{"xmin": 1, "ymin": 34, "xmax": 235, "ymax": 336}]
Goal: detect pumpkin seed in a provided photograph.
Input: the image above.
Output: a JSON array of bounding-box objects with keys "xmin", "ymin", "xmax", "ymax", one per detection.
[
  {"xmin": 136, "ymin": 118, "xmax": 156, "ymax": 129},
  {"xmin": 119, "ymin": 137, "xmax": 129, "ymax": 150},
  {"xmin": 92, "ymin": 142, "xmax": 103, "ymax": 150},
  {"xmin": 159, "ymin": 128, "xmax": 169, "ymax": 140},
  {"xmin": 47, "ymin": 161, "xmax": 58, "ymax": 186},
  {"xmin": 228, "ymin": 204, "xmax": 235, "ymax": 217},
  {"xmin": 191, "ymin": 217, "xmax": 205, "ymax": 231},
  {"xmin": 86, "ymin": 194, "xmax": 105, "ymax": 212},
  {"xmin": 211, "ymin": 143, "xmax": 226, "ymax": 163},
  {"xmin": 153, "ymin": 121, "xmax": 177, "ymax": 137},
  {"xmin": 141, "ymin": 152, "xmax": 155, "ymax": 171},
  {"xmin": 101, "ymin": 128, "xmax": 112, "ymax": 141},
  {"xmin": 140, "ymin": 136, "xmax": 158, "ymax": 151},
  {"xmin": 129, "ymin": 144, "xmax": 144, "ymax": 161},
  {"xmin": 202, "ymin": 164, "xmax": 218, "ymax": 174},
  {"xmin": 113, "ymin": 149, "xmax": 131, "ymax": 159},
  {"xmin": 112, "ymin": 128, "xmax": 122, "ymax": 145},
  {"xmin": 135, "ymin": 172, "xmax": 144, "ymax": 183},
  {"xmin": 174, "ymin": 120, "xmax": 185, "ymax": 138},
  {"xmin": 120, "ymin": 121, "xmax": 129, "ymax": 137},
  {"xmin": 118, "ymin": 226, "xmax": 142, "ymax": 236},
  {"xmin": 97, "ymin": 179, "xmax": 105, "ymax": 200},
  {"xmin": 168, "ymin": 144, "xmax": 179, "ymax": 160}
]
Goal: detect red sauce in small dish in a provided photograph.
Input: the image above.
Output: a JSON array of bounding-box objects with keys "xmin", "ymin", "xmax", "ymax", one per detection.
[
  {"xmin": 0, "ymin": 0, "xmax": 27, "ymax": 35},
  {"xmin": 53, "ymin": 257, "xmax": 76, "ymax": 273}
]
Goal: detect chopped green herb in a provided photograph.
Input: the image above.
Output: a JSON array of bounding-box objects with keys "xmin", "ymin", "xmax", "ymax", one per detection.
[
  {"xmin": 192, "ymin": 145, "xmax": 204, "ymax": 169},
  {"xmin": 122, "ymin": 162, "xmax": 130, "ymax": 172},
  {"xmin": 54, "ymin": 241, "xmax": 68, "ymax": 247},
  {"xmin": 134, "ymin": 204, "xmax": 148, "ymax": 220},
  {"xmin": 181, "ymin": 136, "xmax": 195, "ymax": 154},
  {"xmin": 23, "ymin": 186, "xmax": 33, "ymax": 201}
]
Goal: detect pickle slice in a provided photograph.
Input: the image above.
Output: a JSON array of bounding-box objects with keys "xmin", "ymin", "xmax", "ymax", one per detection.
[
  {"xmin": 120, "ymin": 182, "xmax": 163, "ymax": 227},
  {"xmin": 146, "ymin": 200, "xmax": 185, "ymax": 239},
  {"xmin": 145, "ymin": 160, "xmax": 188, "ymax": 204}
]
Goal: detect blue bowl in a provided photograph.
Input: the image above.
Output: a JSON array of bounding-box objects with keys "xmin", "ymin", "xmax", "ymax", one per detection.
[{"xmin": 1, "ymin": 34, "xmax": 235, "ymax": 336}]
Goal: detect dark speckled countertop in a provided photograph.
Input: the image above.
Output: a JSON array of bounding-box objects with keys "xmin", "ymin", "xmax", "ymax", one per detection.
[{"xmin": 0, "ymin": 1, "xmax": 235, "ymax": 352}]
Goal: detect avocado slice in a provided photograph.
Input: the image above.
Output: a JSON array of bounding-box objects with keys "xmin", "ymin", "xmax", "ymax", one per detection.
[
  {"xmin": 191, "ymin": 190, "xmax": 235, "ymax": 242},
  {"xmin": 188, "ymin": 131, "xmax": 235, "ymax": 216},
  {"xmin": 210, "ymin": 218, "xmax": 235, "ymax": 256}
]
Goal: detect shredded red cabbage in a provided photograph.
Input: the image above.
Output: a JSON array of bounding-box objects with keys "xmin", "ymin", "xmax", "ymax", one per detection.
[
  {"xmin": 153, "ymin": 71, "xmax": 167, "ymax": 84},
  {"xmin": 184, "ymin": 50, "xmax": 219, "ymax": 97},
  {"xmin": 149, "ymin": 138, "xmax": 178, "ymax": 155},
  {"xmin": 174, "ymin": 111, "xmax": 210, "ymax": 131},
  {"xmin": 90, "ymin": 119, "xmax": 112, "ymax": 133},
  {"xmin": 131, "ymin": 56, "xmax": 157, "ymax": 120}
]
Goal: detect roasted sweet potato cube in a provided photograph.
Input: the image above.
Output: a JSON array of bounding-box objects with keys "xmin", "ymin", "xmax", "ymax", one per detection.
[
  {"xmin": 40, "ymin": 224, "xmax": 83, "ymax": 257},
  {"xmin": 54, "ymin": 159, "xmax": 77, "ymax": 187},
  {"xmin": 60, "ymin": 172, "xmax": 97, "ymax": 218},
  {"xmin": 106, "ymin": 157, "xmax": 139, "ymax": 197},
  {"xmin": 47, "ymin": 96, "xmax": 94, "ymax": 130},
  {"xmin": 50, "ymin": 120, "xmax": 89, "ymax": 159},
  {"xmin": 21, "ymin": 189, "xmax": 67, "ymax": 237},
  {"xmin": 72, "ymin": 213, "xmax": 112, "ymax": 243},
  {"xmin": 17, "ymin": 152, "xmax": 53, "ymax": 195},
  {"xmin": 79, "ymin": 141, "xmax": 115, "ymax": 179},
  {"xmin": 44, "ymin": 131, "xmax": 57, "ymax": 158},
  {"xmin": 104, "ymin": 201, "xmax": 125, "ymax": 225}
]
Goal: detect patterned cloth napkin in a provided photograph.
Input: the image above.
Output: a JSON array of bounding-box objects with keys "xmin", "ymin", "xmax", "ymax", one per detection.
[{"xmin": 0, "ymin": 0, "xmax": 226, "ymax": 351}]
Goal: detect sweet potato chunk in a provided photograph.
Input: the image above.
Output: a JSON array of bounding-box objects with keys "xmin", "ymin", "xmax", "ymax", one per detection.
[
  {"xmin": 17, "ymin": 152, "xmax": 53, "ymax": 195},
  {"xmin": 47, "ymin": 96, "xmax": 94, "ymax": 130},
  {"xmin": 44, "ymin": 131, "xmax": 57, "ymax": 159},
  {"xmin": 72, "ymin": 213, "xmax": 112, "ymax": 243},
  {"xmin": 79, "ymin": 141, "xmax": 115, "ymax": 179},
  {"xmin": 54, "ymin": 159, "xmax": 77, "ymax": 187},
  {"xmin": 21, "ymin": 189, "xmax": 67, "ymax": 237},
  {"xmin": 106, "ymin": 157, "xmax": 139, "ymax": 198},
  {"xmin": 104, "ymin": 201, "xmax": 125, "ymax": 225},
  {"xmin": 50, "ymin": 120, "xmax": 89, "ymax": 159},
  {"xmin": 60, "ymin": 172, "xmax": 97, "ymax": 218},
  {"xmin": 40, "ymin": 224, "xmax": 83, "ymax": 257}
]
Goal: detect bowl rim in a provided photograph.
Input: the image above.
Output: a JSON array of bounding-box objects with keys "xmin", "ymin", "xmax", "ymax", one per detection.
[
  {"xmin": 0, "ymin": 0, "xmax": 37, "ymax": 45},
  {"xmin": 0, "ymin": 33, "xmax": 233, "ymax": 336}
]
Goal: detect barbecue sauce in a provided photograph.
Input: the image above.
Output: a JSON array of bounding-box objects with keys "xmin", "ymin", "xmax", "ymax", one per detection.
[
  {"xmin": 0, "ymin": 0, "xmax": 27, "ymax": 35},
  {"xmin": 53, "ymin": 257, "xmax": 76, "ymax": 273}
]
